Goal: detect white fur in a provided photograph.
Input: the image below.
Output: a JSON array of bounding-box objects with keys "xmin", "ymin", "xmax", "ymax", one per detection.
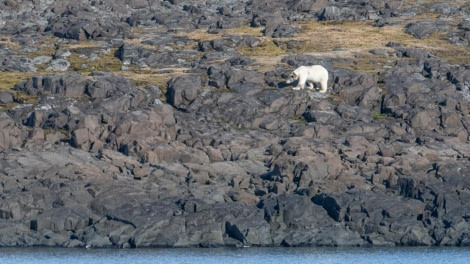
[{"xmin": 285, "ymin": 65, "xmax": 329, "ymax": 93}]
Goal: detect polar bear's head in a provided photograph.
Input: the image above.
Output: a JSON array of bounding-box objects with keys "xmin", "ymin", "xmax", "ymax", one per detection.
[{"xmin": 285, "ymin": 71, "xmax": 299, "ymax": 84}]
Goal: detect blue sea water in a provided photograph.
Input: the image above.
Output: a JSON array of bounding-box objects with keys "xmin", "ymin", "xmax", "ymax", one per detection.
[{"xmin": 0, "ymin": 247, "xmax": 469, "ymax": 264}]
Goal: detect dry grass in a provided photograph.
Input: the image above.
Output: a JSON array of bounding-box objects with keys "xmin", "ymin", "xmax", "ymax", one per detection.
[
  {"xmin": 281, "ymin": 20, "xmax": 470, "ymax": 69},
  {"xmin": 224, "ymin": 25, "xmax": 264, "ymax": 37},
  {"xmin": 0, "ymin": 72, "xmax": 34, "ymax": 90},
  {"xmin": 121, "ymin": 67, "xmax": 189, "ymax": 98},
  {"xmin": 121, "ymin": 71, "xmax": 170, "ymax": 89},
  {"xmin": 123, "ymin": 37, "xmax": 161, "ymax": 51},
  {"xmin": 0, "ymin": 35, "xmax": 21, "ymax": 50},
  {"xmin": 238, "ymin": 40, "xmax": 288, "ymax": 57},
  {"xmin": 296, "ymin": 21, "xmax": 420, "ymax": 53},
  {"xmin": 299, "ymin": 21, "xmax": 382, "ymax": 52},
  {"xmin": 11, "ymin": 92, "xmax": 38, "ymax": 105},
  {"xmin": 182, "ymin": 29, "xmax": 222, "ymax": 42},
  {"xmin": 68, "ymin": 49, "xmax": 122, "ymax": 73},
  {"xmin": 181, "ymin": 24, "xmax": 263, "ymax": 42},
  {"xmin": 68, "ymin": 40, "xmax": 103, "ymax": 49},
  {"xmin": 403, "ymin": 0, "xmax": 468, "ymax": 8},
  {"xmin": 409, "ymin": 31, "xmax": 470, "ymax": 65}
]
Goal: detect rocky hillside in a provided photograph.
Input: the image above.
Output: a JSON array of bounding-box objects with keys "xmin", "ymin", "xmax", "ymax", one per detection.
[{"xmin": 1, "ymin": 0, "xmax": 470, "ymax": 248}]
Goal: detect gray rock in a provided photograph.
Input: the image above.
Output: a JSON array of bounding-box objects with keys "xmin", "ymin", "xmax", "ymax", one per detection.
[
  {"xmin": 207, "ymin": 65, "xmax": 228, "ymax": 88},
  {"xmin": 336, "ymin": 72, "xmax": 381, "ymax": 107},
  {"xmin": 53, "ymin": 48, "xmax": 72, "ymax": 59},
  {"xmin": 261, "ymin": 13, "xmax": 286, "ymax": 37},
  {"xmin": 271, "ymin": 23, "xmax": 298, "ymax": 38},
  {"xmin": 0, "ymin": 113, "xmax": 25, "ymax": 150},
  {"xmin": 32, "ymin": 55, "xmax": 53, "ymax": 65},
  {"xmin": 15, "ymin": 72, "xmax": 87, "ymax": 96},
  {"xmin": 458, "ymin": 19, "xmax": 470, "ymax": 31},
  {"xmin": 1, "ymin": 56, "xmax": 37, "ymax": 72},
  {"xmin": 369, "ymin": 48, "xmax": 389, "ymax": 56},
  {"xmin": 0, "ymin": 91, "xmax": 14, "ymax": 104},
  {"xmin": 46, "ymin": 17, "xmax": 131, "ymax": 40},
  {"xmin": 319, "ymin": 6, "xmax": 342, "ymax": 21},
  {"xmin": 225, "ymin": 69, "xmax": 265, "ymax": 90},
  {"xmin": 118, "ymin": 43, "xmax": 197, "ymax": 68},
  {"xmin": 405, "ymin": 20, "xmax": 449, "ymax": 39},
  {"xmin": 46, "ymin": 59, "xmax": 71, "ymax": 72},
  {"xmin": 167, "ymin": 75, "xmax": 201, "ymax": 111}
]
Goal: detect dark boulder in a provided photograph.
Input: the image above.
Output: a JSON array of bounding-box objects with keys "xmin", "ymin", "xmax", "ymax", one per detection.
[
  {"xmin": 46, "ymin": 17, "xmax": 131, "ymax": 40},
  {"xmin": 14, "ymin": 72, "xmax": 89, "ymax": 97},
  {"xmin": 405, "ymin": 20, "xmax": 449, "ymax": 39},
  {"xmin": 271, "ymin": 23, "xmax": 298, "ymax": 38},
  {"xmin": 335, "ymin": 71, "xmax": 381, "ymax": 108},
  {"xmin": 167, "ymin": 75, "xmax": 202, "ymax": 111},
  {"xmin": 319, "ymin": 6, "xmax": 342, "ymax": 21}
]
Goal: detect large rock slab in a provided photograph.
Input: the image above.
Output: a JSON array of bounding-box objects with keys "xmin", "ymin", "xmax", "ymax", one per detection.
[{"xmin": 2, "ymin": 0, "xmax": 470, "ymax": 249}]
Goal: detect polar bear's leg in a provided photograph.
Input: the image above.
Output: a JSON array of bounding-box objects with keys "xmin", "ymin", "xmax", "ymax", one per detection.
[
  {"xmin": 319, "ymin": 79, "xmax": 328, "ymax": 93},
  {"xmin": 295, "ymin": 75, "xmax": 307, "ymax": 90},
  {"xmin": 306, "ymin": 81, "xmax": 315, "ymax": 90}
]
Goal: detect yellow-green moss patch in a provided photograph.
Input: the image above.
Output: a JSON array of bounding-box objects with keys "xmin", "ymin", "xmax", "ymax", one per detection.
[{"xmin": 0, "ymin": 72, "xmax": 33, "ymax": 91}]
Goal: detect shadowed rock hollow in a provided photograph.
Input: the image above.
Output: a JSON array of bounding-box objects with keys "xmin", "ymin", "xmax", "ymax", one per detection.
[{"xmin": 1, "ymin": 0, "xmax": 470, "ymax": 248}]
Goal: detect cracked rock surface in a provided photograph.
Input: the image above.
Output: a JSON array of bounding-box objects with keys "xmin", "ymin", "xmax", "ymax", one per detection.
[{"xmin": 1, "ymin": 0, "xmax": 470, "ymax": 248}]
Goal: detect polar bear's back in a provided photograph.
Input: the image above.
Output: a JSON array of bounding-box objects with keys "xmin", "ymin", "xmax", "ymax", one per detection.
[
  {"xmin": 296, "ymin": 65, "xmax": 328, "ymax": 82},
  {"xmin": 308, "ymin": 65, "xmax": 328, "ymax": 72}
]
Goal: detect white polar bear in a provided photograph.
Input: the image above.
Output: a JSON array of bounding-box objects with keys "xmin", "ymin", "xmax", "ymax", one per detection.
[{"xmin": 285, "ymin": 65, "xmax": 329, "ymax": 93}]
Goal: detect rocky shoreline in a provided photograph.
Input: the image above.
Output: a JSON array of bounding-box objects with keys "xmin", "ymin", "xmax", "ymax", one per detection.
[{"xmin": 1, "ymin": 0, "xmax": 470, "ymax": 248}]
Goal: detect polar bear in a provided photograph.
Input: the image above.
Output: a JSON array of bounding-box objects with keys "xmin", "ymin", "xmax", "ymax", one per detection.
[{"xmin": 285, "ymin": 65, "xmax": 329, "ymax": 93}]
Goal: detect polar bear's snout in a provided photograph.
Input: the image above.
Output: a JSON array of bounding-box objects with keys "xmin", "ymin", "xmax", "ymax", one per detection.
[{"xmin": 285, "ymin": 72, "xmax": 298, "ymax": 84}]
